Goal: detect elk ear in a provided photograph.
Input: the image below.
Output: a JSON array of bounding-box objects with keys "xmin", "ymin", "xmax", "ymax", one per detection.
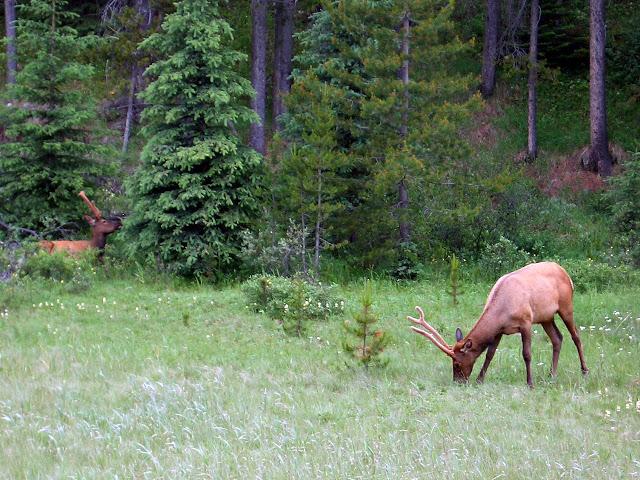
[
  {"xmin": 455, "ymin": 328, "xmax": 463, "ymax": 342},
  {"xmin": 462, "ymin": 339, "xmax": 473, "ymax": 352},
  {"xmin": 83, "ymin": 215, "xmax": 96, "ymax": 226}
]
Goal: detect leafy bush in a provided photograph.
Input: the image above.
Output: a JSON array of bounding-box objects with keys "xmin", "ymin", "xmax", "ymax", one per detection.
[
  {"xmin": 241, "ymin": 274, "xmax": 344, "ymax": 322},
  {"xmin": 20, "ymin": 250, "xmax": 96, "ymax": 292},
  {"xmin": 562, "ymin": 258, "xmax": 640, "ymax": 293},
  {"xmin": 605, "ymin": 153, "xmax": 640, "ymax": 266},
  {"xmin": 477, "ymin": 236, "xmax": 534, "ymax": 281},
  {"xmin": 390, "ymin": 242, "xmax": 423, "ymax": 280}
]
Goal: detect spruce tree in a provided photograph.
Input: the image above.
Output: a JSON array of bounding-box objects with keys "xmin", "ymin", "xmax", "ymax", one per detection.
[
  {"xmin": 0, "ymin": 0, "xmax": 114, "ymax": 230},
  {"xmin": 125, "ymin": 0, "xmax": 261, "ymax": 277}
]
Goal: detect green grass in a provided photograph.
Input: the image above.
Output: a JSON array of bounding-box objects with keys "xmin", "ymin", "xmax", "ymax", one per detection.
[{"xmin": 1, "ymin": 276, "xmax": 639, "ymax": 479}]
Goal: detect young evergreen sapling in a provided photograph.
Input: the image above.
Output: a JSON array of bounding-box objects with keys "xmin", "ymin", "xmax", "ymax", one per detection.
[{"xmin": 343, "ymin": 280, "xmax": 388, "ymax": 368}]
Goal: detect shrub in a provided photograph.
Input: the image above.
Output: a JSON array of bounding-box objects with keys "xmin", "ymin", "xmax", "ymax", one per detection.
[
  {"xmin": 561, "ymin": 258, "xmax": 640, "ymax": 293},
  {"xmin": 241, "ymin": 274, "xmax": 344, "ymax": 323},
  {"xmin": 477, "ymin": 236, "xmax": 534, "ymax": 281},
  {"xmin": 605, "ymin": 152, "xmax": 640, "ymax": 266},
  {"xmin": 20, "ymin": 250, "xmax": 96, "ymax": 292}
]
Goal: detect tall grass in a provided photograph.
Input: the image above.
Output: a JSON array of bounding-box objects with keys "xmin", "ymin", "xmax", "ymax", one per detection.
[{"xmin": 1, "ymin": 275, "xmax": 638, "ymax": 478}]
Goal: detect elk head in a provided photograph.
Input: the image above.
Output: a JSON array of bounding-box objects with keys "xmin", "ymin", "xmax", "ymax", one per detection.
[
  {"xmin": 79, "ymin": 191, "xmax": 122, "ymax": 249},
  {"xmin": 408, "ymin": 306, "xmax": 475, "ymax": 382}
]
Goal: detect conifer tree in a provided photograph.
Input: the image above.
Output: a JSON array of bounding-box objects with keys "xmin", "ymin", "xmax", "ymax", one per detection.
[
  {"xmin": 343, "ymin": 280, "xmax": 388, "ymax": 369},
  {"xmin": 284, "ymin": 0, "xmax": 479, "ymax": 268},
  {"xmin": 0, "ymin": 0, "xmax": 114, "ymax": 230},
  {"xmin": 125, "ymin": 0, "xmax": 261, "ymax": 277}
]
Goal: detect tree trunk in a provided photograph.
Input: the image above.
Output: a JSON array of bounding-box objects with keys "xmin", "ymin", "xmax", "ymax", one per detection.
[
  {"xmin": 250, "ymin": 0, "xmax": 268, "ymax": 155},
  {"xmin": 398, "ymin": 12, "xmax": 411, "ymax": 245},
  {"xmin": 122, "ymin": 0, "xmax": 152, "ymax": 153},
  {"xmin": 399, "ymin": 12, "xmax": 410, "ymax": 138},
  {"xmin": 273, "ymin": 0, "xmax": 295, "ymax": 130},
  {"xmin": 313, "ymin": 167, "xmax": 322, "ymax": 279},
  {"xmin": 5, "ymin": 0, "xmax": 17, "ymax": 85},
  {"xmin": 480, "ymin": 0, "xmax": 500, "ymax": 98},
  {"xmin": 300, "ymin": 210, "xmax": 308, "ymax": 276},
  {"xmin": 587, "ymin": 0, "xmax": 612, "ymax": 176},
  {"xmin": 398, "ymin": 178, "xmax": 410, "ymax": 243},
  {"xmin": 527, "ymin": 0, "xmax": 539, "ymax": 161},
  {"xmin": 122, "ymin": 65, "xmax": 138, "ymax": 153}
]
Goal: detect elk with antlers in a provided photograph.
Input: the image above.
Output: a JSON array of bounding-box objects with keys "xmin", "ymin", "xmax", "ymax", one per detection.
[
  {"xmin": 408, "ymin": 262, "xmax": 588, "ymax": 387},
  {"xmin": 39, "ymin": 191, "xmax": 122, "ymax": 257}
]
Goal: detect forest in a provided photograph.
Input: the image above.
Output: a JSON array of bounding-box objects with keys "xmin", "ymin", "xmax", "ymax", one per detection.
[{"xmin": 0, "ymin": 0, "xmax": 639, "ymax": 478}]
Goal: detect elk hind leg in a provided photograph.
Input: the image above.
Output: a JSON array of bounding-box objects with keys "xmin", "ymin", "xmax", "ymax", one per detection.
[
  {"xmin": 520, "ymin": 326, "xmax": 534, "ymax": 388},
  {"xmin": 558, "ymin": 307, "xmax": 588, "ymax": 375},
  {"xmin": 541, "ymin": 321, "xmax": 562, "ymax": 377}
]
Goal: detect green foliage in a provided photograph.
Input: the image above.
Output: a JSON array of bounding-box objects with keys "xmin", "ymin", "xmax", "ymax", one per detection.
[
  {"xmin": 391, "ymin": 241, "xmax": 422, "ymax": 280},
  {"xmin": 124, "ymin": 0, "xmax": 261, "ymax": 278},
  {"xmin": 343, "ymin": 279, "xmax": 388, "ymax": 368},
  {"xmin": 447, "ymin": 253, "xmax": 463, "ymax": 305},
  {"xmin": 241, "ymin": 274, "xmax": 344, "ymax": 323},
  {"xmin": 20, "ymin": 250, "xmax": 96, "ymax": 292},
  {"xmin": 562, "ymin": 258, "xmax": 640, "ymax": 293},
  {"xmin": 0, "ymin": 0, "xmax": 115, "ymax": 230},
  {"xmin": 477, "ymin": 236, "xmax": 533, "ymax": 281},
  {"xmin": 605, "ymin": 153, "xmax": 640, "ymax": 266},
  {"xmin": 240, "ymin": 220, "xmax": 311, "ymax": 277},
  {"xmin": 280, "ymin": 0, "xmax": 479, "ymax": 269}
]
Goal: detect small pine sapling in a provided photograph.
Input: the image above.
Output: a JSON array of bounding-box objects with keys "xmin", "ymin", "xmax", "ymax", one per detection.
[
  {"xmin": 343, "ymin": 280, "xmax": 388, "ymax": 369},
  {"xmin": 447, "ymin": 254, "xmax": 464, "ymax": 306}
]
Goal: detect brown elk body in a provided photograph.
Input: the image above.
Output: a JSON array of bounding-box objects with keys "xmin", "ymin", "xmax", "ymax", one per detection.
[
  {"xmin": 408, "ymin": 262, "xmax": 588, "ymax": 387},
  {"xmin": 39, "ymin": 192, "xmax": 121, "ymax": 256}
]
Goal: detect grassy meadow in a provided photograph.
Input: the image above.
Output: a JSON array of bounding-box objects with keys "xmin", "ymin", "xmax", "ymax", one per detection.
[{"xmin": 0, "ymin": 274, "xmax": 639, "ymax": 479}]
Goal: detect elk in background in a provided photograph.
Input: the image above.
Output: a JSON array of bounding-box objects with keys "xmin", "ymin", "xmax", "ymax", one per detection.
[
  {"xmin": 408, "ymin": 262, "xmax": 588, "ymax": 387},
  {"xmin": 39, "ymin": 191, "xmax": 122, "ymax": 257}
]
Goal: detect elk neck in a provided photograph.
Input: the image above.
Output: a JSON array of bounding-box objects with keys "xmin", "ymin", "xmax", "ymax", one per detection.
[{"xmin": 89, "ymin": 230, "xmax": 108, "ymax": 250}]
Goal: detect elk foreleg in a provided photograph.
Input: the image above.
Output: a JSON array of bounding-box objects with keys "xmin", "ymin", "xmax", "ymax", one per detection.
[
  {"xmin": 476, "ymin": 334, "xmax": 502, "ymax": 384},
  {"xmin": 520, "ymin": 326, "xmax": 533, "ymax": 388}
]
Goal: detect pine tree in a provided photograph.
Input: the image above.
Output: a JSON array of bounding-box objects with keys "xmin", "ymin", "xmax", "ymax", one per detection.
[
  {"xmin": 278, "ymin": 79, "xmax": 349, "ymax": 278},
  {"xmin": 343, "ymin": 280, "xmax": 388, "ymax": 368},
  {"xmin": 125, "ymin": 0, "xmax": 261, "ymax": 278},
  {"xmin": 0, "ymin": 0, "xmax": 114, "ymax": 230},
  {"xmin": 277, "ymin": 0, "xmax": 480, "ymax": 269}
]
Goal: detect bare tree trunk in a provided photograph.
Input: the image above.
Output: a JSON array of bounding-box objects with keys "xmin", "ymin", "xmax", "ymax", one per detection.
[
  {"xmin": 398, "ymin": 178, "xmax": 410, "ymax": 243},
  {"xmin": 398, "ymin": 12, "xmax": 411, "ymax": 245},
  {"xmin": 399, "ymin": 12, "xmax": 410, "ymax": 138},
  {"xmin": 313, "ymin": 167, "xmax": 322, "ymax": 279},
  {"xmin": 5, "ymin": 0, "xmax": 17, "ymax": 85},
  {"xmin": 250, "ymin": 0, "xmax": 268, "ymax": 155},
  {"xmin": 273, "ymin": 0, "xmax": 295, "ymax": 130},
  {"xmin": 122, "ymin": 65, "xmax": 138, "ymax": 153},
  {"xmin": 527, "ymin": 0, "xmax": 539, "ymax": 161},
  {"xmin": 480, "ymin": 0, "xmax": 500, "ymax": 98},
  {"xmin": 122, "ymin": 0, "xmax": 152, "ymax": 153},
  {"xmin": 587, "ymin": 0, "xmax": 612, "ymax": 176},
  {"xmin": 300, "ymin": 210, "xmax": 308, "ymax": 276}
]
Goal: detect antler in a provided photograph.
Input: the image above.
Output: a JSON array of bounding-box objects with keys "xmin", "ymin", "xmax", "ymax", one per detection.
[
  {"xmin": 408, "ymin": 306, "xmax": 455, "ymax": 358},
  {"xmin": 78, "ymin": 191, "xmax": 102, "ymax": 220}
]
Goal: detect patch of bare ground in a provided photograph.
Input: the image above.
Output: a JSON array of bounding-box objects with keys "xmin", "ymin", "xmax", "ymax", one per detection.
[
  {"xmin": 520, "ymin": 143, "xmax": 629, "ymax": 197},
  {"xmin": 465, "ymin": 100, "xmax": 501, "ymax": 149}
]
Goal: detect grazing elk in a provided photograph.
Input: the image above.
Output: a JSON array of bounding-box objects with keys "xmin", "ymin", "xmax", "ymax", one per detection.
[
  {"xmin": 39, "ymin": 191, "xmax": 122, "ymax": 257},
  {"xmin": 408, "ymin": 262, "xmax": 588, "ymax": 387}
]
